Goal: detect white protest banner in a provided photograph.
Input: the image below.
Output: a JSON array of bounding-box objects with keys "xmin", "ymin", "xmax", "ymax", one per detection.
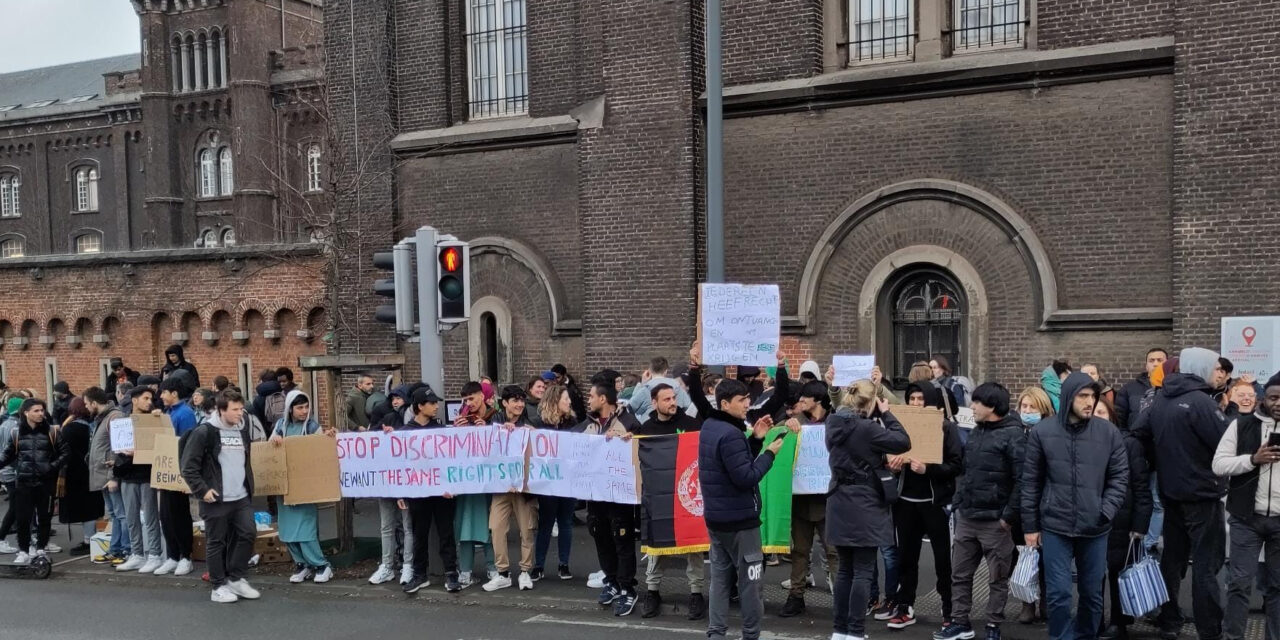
[
  {"xmin": 1222, "ymin": 317, "xmax": 1280, "ymax": 381},
  {"xmin": 526, "ymin": 430, "xmax": 639, "ymax": 505},
  {"xmin": 336, "ymin": 426, "xmax": 530, "ymax": 498},
  {"xmin": 699, "ymin": 283, "xmax": 780, "ymax": 367},
  {"xmin": 109, "ymin": 418, "xmax": 134, "ymax": 453},
  {"xmin": 792, "ymin": 424, "xmax": 830, "ymax": 495},
  {"xmin": 832, "ymin": 355, "xmax": 875, "ymax": 387}
]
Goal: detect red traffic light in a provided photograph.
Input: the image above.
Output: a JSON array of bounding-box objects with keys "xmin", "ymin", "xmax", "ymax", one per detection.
[{"xmin": 440, "ymin": 246, "xmax": 461, "ymax": 273}]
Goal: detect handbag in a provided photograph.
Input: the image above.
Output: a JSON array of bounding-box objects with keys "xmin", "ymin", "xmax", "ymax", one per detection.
[
  {"xmin": 1010, "ymin": 546, "xmax": 1040, "ymax": 603},
  {"xmin": 1119, "ymin": 540, "xmax": 1169, "ymax": 617}
]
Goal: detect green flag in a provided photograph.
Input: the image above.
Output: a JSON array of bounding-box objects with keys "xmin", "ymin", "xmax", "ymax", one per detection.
[{"xmin": 759, "ymin": 425, "xmax": 796, "ymax": 554}]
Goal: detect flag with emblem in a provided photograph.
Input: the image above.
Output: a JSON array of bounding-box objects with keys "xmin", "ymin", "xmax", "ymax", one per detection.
[{"xmin": 638, "ymin": 432, "xmax": 710, "ymax": 556}]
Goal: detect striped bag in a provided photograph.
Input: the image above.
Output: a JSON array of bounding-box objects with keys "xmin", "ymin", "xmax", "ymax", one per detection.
[
  {"xmin": 1009, "ymin": 546, "xmax": 1040, "ymax": 604},
  {"xmin": 1119, "ymin": 542, "xmax": 1169, "ymax": 618}
]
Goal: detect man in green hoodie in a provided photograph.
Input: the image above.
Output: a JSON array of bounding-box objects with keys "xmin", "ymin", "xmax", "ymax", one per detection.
[{"xmin": 345, "ymin": 374, "xmax": 375, "ymax": 431}]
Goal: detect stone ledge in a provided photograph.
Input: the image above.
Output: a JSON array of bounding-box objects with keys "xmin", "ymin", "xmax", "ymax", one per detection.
[
  {"xmin": 390, "ymin": 115, "xmax": 578, "ymax": 155},
  {"xmin": 1041, "ymin": 307, "xmax": 1173, "ymax": 332},
  {"xmin": 0, "ymin": 243, "xmax": 322, "ymax": 270}
]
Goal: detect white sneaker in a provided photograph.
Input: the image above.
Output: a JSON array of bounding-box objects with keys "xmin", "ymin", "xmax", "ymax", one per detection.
[
  {"xmin": 368, "ymin": 563, "xmax": 395, "ymax": 585},
  {"xmin": 781, "ymin": 573, "xmax": 815, "ymax": 590},
  {"xmin": 210, "ymin": 586, "xmax": 239, "ymax": 604},
  {"xmin": 117, "ymin": 555, "xmax": 144, "ymax": 571},
  {"xmin": 313, "ymin": 566, "xmax": 333, "ymax": 583},
  {"xmin": 552, "ymin": 523, "xmax": 559, "ymax": 538},
  {"xmin": 174, "ymin": 559, "xmax": 194, "ymax": 576},
  {"xmin": 0, "ymin": 540, "xmax": 18, "ymax": 554},
  {"xmin": 399, "ymin": 563, "xmax": 413, "ymax": 585},
  {"xmin": 518, "ymin": 571, "xmax": 534, "ymax": 590},
  {"xmin": 153, "ymin": 558, "xmax": 179, "ymax": 575},
  {"xmin": 587, "ymin": 571, "xmax": 606, "ymax": 589},
  {"xmin": 487, "ymin": 569, "xmax": 499, "ymax": 581},
  {"xmin": 34, "ymin": 549, "xmax": 46, "ymax": 559},
  {"xmin": 139, "ymin": 556, "xmax": 163, "ymax": 574},
  {"xmin": 458, "ymin": 571, "xmax": 475, "ymax": 590},
  {"xmin": 13, "ymin": 551, "xmax": 29, "ymax": 565},
  {"xmin": 482, "ymin": 573, "xmax": 513, "ymax": 591},
  {"xmin": 290, "ymin": 566, "xmax": 314, "ymax": 583},
  {"xmin": 227, "ymin": 579, "xmax": 261, "ymax": 600},
  {"xmin": 44, "ymin": 542, "xmax": 61, "ymax": 553}
]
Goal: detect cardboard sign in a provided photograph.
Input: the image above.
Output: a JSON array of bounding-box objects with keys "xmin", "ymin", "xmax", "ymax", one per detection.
[
  {"xmin": 1222, "ymin": 316, "xmax": 1280, "ymax": 381},
  {"xmin": 335, "ymin": 427, "xmax": 530, "ymax": 499},
  {"xmin": 130, "ymin": 414, "xmax": 175, "ymax": 464},
  {"xmin": 791, "ymin": 424, "xmax": 830, "ymax": 495},
  {"xmin": 149, "ymin": 433, "xmax": 190, "ymax": 493},
  {"xmin": 892, "ymin": 405, "xmax": 945, "ymax": 465},
  {"xmin": 831, "ymin": 355, "xmax": 875, "ymax": 387},
  {"xmin": 251, "ymin": 442, "xmax": 290, "ymax": 496},
  {"xmin": 109, "ymin": 418, "xmax": 134, "ymax": 452},
  {"xmin": 283, "ymin": 434, "xmax": 342, "ymax": 505},
  {"xmin": 699, "ymin": 283, "xmax": 781, "ymax": 367},
  {"xmin": 525, "ymin": 430, "xmax": 640, "ymax": 505}
]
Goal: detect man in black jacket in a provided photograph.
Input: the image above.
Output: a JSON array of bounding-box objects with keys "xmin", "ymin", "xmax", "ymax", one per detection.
[
  {"xmin": 180, "ymin": 390, "xmax": 259, "ymax": 604},
  {"xmin": 160, "ymin": 344, "xmax": 200, "ymax": 387},
  {"xmin": 1021, "ymin": 372, "xmax": 1130, "ymax": 640},
  {"xmin": 1132, "ymin": 347, "xmax": 1230, "ymax": 640}
]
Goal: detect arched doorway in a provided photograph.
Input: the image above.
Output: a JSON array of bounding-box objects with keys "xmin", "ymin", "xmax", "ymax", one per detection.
[{"xmin": 880, "ymin": 267, "xmax": 967, "ymax": 386}]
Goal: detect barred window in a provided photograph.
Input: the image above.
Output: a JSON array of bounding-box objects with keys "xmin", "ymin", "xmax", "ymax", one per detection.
[
  {"xmin": 465, "ymin": 0, "xmax": 528, "ymax": 119},
  {"xmin": 850, "ymin": 0, "xmax": 916, "ymax": 62},
  {"xmin": 953, "ymin": 0, "xmax": 1025, "ymax": 51},
  {"xmin": 218, "ymin": 147, "xmax": 234, "ymax": 196},
  {"xmin": 0, "ymin": 174, "xmax": 19, "ymax": 217},
  {"xmin": 199, "ymin": 149, "xmax": 216, "ymax": 197},
  {"xmin": 0, "ymin": 238, "xmax": 23, "ymax": 259}
]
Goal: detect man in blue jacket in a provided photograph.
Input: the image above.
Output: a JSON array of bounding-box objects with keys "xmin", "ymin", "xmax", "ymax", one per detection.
[{"xmin": 698, "ymin": 378, "xmax": 784, "ymax": 640}]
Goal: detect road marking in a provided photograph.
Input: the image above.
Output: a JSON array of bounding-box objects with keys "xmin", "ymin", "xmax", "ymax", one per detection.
[{"xmin": 522, "ymin": 613, "xmax": 822, "ymax": 640}]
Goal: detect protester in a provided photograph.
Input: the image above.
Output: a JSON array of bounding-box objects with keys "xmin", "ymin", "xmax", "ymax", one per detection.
[
  {"xmin": 212, "ymin": 376, "xmax": 231, "ymax": 394},
  {"xmin": 345, "ymin": 373, "xmax": 375, "ymax": 431},
  {"xmin": 50, "ymin": 381, "xmax": 73, "ymax": 428},
  {"xmin": 628, "ymin": 357, "xmax": 693, "ymax": 421},
  {"xmin": 161, "ymin": 344, "xmax": 200, "ymax": 387},
  {"xmin": 533, "ymin": 383, "xmax": 579, "ymax": 582},
  {"xmin": 779, "ymin": 381, "xmax": 840, "ymax": 620},
  {"xmin": 931, "ymin": 356, "xmax": 972, "ymax": 408},
  {"xmin": 1039, "ymin": 359, "xmax": 1071, "ymax": 413},
  {"xmin": 524, "ymin": 376, "xmax": 547, "ymax": 427},
  {"xmin": 276, "ymin": 367, "xmax": 297, "ymax": 394},
  {"xmin": 1021, "ymin": 372, "xmax": 1130, "ymax": 640},
  {"xmin": 1080, "ymin": 364, "xmax": 1116, "ymax": 406},
  {"xmin": 1016, "ymin": 387, "xmax": 1054, "ymax": 428},
  {"xmin": 399, "ymin": 387, "xmax": 462, "ymax": 594},
  {"xmin": 269, "ymin": 390, "xmax": 334, "ymax": 584},
  {"xmin": 152, "ymin": 377, "xmax": 198, "ymax": 576},
  {"xmin": 112, "ymin": 386, "xmax": 163, "ymax": 573},
  {"xmin": 105, "ymin": 357, "xmax": 140, "ymax": 397},
  {"xmin": 551, "ymin": 363, "xmax": 588, "ymax": 419},
  {"xmin": 936, "ymin": 383, "xmax": 1025, "ymax": 640},
  {"xmin": 191, "ymin": 387, "xmax": 215, "ymax": 424},
  {"xmin": 369, "ymin": 385, "xmax": 419, "ymax": 587},
  {"xmin": 180, "ymin": 390, "xmax": 259, "ymax": 604},
  {"xmin": 53, "ymin": 397, "xmax": 98, "ymax": 557},
  {"xmin": 1212, "ymin": 357, "xmax": 1235, "ymax": 403},
  {"xmin": 1132, "ymin": 347, "xmax": 1229, "ymax": 640},
  {"xmin": 1223, "ymin": 378, "xmax": 1259, "ymax": 419},
  {"xmin": 116, "ymin": 381, "xmax": 135, "ymax": 415},
  {"xmin": 485, "ymin": 386, "xmax": 540, "ymax": 592},
  {"xmin": 0, "ymin": 395, "xmax": 22, "ymax": 553},
  {"xmin": 452, "ymin": 380, "xmax": 497, "ymax": 589},
  {"xmin": 0, "ymin": 398, "xmax": 69, "ymax": 564},
  {"xmin": 1116, "ymin": 348, "xmax": 1167, "ymax": 430},
  {"xmin": 85, "ymin": 386, "xmax": 129, "ymax": 564}
]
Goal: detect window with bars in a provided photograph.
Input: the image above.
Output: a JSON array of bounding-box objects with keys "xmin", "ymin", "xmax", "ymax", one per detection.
[
  {"xmin": 465, "ymin": 0, "xmax": 528, "ymax": 119},
  {"xmin": 306, "ymin": 144, "xmax": 323, "ymax": 192},
  {"xmin": 75, "ymin": 232, "xmax": 102, "ymax": 255},
  {"xmin": 953, "ymin": 0, "xmax": 1025, "ymax": 51},
  {"xmin": 74, "ymin": 167, "xmax": 98, "ymax": 212},
  {"xmin": 0, "ymin": 174, "xmax": 19, "ymax": 217},
  {"xmin": 850, "ymin": 0, "xmax": 916, "ymax": 62},
  {"xmin": 891, "ymin": 272, "xmax": 965, "ymax": 382},
  {"xmin": 0, "ymin": 238, "xmax": 23, "ymax": 259}
]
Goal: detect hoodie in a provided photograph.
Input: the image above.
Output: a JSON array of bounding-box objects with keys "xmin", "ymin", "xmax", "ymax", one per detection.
[
  {"xmin": 898, "ymin": 384, "xmax": 964, "ymax": 506},
  {"xmin": 1041, "ymin": 366, "xmax": 1064, "ymax": 412},
  {"xmin": 954, "ymin": 411, "xmax": 1026, "ymax": 524},
  {"xmin": 180, "ymin": 408, "xmax": 253, "ymax": 503},
  {"xmin": 161, "ymin": 345, "xmax": 200, "ymax": 387},
  {"xmin": 271, "ymin": 390, "xmax": 320, "ymax": 438}
]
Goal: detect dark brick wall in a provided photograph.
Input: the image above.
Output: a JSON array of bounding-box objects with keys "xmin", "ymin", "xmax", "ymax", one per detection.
[
  {"xmin": 722, "ymin": 0, "xmax": 822, "ymax": 86},
  {"xmin": 389, "ymin": 0, "xmax": 450, "ymax": 131},
  {"xmin": 1038, "ymin": 0, "xmax": 1175, "ymax": 49}
]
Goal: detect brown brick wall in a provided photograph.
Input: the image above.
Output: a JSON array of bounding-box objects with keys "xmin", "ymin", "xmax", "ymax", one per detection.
[
  {"xmin": 1038, "ymin": 0, "xmax": 1175, "ymax": 50},
  {"xmin": 722, "ymin": 0, "xmax": 822, "ymax": 86}
]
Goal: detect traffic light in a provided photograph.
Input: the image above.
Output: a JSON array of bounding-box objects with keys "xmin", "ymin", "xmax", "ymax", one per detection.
[
  {"xmin": 436, "ymin": 240, "xmax": 470, "ymax": 323},
  {"xmin": 372, "ymin": 241, "xmax": 416, "ymax": 336}
]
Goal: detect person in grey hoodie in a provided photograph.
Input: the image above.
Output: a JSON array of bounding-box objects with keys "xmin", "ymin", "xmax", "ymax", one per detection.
[
  {"xmin": 628, "ymin": 356, "xmax": 693, "ymax": 421},
  {"xmin": 1021, "ymin": 372, "xmax": 1129, "ymax": 640}
]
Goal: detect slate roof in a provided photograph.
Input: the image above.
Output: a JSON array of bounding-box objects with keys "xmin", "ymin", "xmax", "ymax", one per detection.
[{"xmin": 0, "ymin": 53, "xmax": 141, "ymax": 119}]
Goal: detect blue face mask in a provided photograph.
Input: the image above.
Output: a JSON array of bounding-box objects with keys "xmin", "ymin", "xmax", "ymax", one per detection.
[{"xmin": 1020, "ymin": 412, "xmax": 1042, "ymax": 426}]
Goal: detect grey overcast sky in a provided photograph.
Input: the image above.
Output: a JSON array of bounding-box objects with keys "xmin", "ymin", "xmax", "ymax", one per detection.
[{"xmin": 0, "ymin": 0, "xmax": 141, "ymax": 73}]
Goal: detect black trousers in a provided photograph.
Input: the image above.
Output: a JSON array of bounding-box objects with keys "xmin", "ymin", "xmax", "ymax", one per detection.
[
  {"xmin": 0, "ymin": 480, "xmax": 16, "ymax": 539},
  {"xmin": 408, "ymin": 497, "xmax": 458, "ymax": 576},
  {"xmin": 158, "ymin": 489, "xmax": 193, "ymax": 561},
  {"xmin": 13, "ymin": 483, "xmax": 52, "ymax": 551},
  {"xmin": 893, "ymin": 500, "xmax": 953, "ymax": 618},
  {"xmin": 201, "ymin": 497, "xmax": 255, "ymax": 588},
  {"xmin": 588, "ymin": 501, "xmax": 638, "ymax": 592},
  {"xmin": 1158, "ymin": 499, "xmax": 1226, "ymax": 639}
]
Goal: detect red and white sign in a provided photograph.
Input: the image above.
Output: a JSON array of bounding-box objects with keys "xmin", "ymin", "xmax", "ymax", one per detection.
[{"xmin": 1222, "ymin": 317, "xmax": 1280, "ymax": 381}]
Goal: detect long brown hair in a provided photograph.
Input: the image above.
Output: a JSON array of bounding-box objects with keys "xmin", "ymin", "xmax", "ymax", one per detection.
[{"xmin": 540, "ymin": 383, "xmax": 573, "ymax": 427}]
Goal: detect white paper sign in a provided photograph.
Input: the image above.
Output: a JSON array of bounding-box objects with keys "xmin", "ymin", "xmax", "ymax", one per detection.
[
  {"xmin": 954, "ymin": 407, "xmax": 976, "ymax": 430},
  {"xmin": 831, "ymin": 355, "xmax": 875, "ymax": 387},
  {"xmin": 699, "ymin": 283, "xmax": 781, "ymax": 367},
  {"xmin": 336, "ymin": 426, "xmax": 530, "ymax": 498},
  {"xmin": 792, "ymin": 424, "xmax": 830, "ymax": 495},
  {"xmin": 526, "ymin": 430, "xmax": 639, "ymax": 505},
  {"xmin": 109, "ymin": 418, "xmax": 134, "ymax": 452},
  {"xmin": 1222, "ymin": 317, "xmax": 1280, "ymax": 381}
]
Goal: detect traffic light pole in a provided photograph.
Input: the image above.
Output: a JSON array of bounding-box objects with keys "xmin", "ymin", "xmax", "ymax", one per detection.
[{"xmin": 414, "ymin": 226, "xmax": 445, "ymax": 397}]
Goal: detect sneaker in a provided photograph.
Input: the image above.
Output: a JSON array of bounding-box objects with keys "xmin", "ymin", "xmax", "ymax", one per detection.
[
  {"xmin": 518, "ymin": 571, "xmax": 534, "ymax": 590},
  {"xmin": 831, "ymin": 635, "xmax": 850, "ymax": 640},
  {"xmin": 445, "ymin": 571, "xmax": 462, "ymax": 593},
  {"xmin": 69, "ymin": 542, "xmax": 91, "ymax": 556},
  {"xmin": 227, "ymin": 579, "xmax": 261, "ymax": 600},
  {"xmin": 290, "ymin": 565, "xmax": 314, "ymax": 583},
  {"xmin": 110, "ymin": 555, "xmax": 126, "ymax": 566},
  {"xmin": 44, "ymin": 542, "xmax": 61, "ymax": 553},
  {"xmin": 781, "ymin": 573, "xmax": 815, "ymax": 590},
  {"xmin": 175, "ymin": 559, "xmax": 194, "ymax": 576},
  {"xmin": 588, "ymin": 570, "xmax": 606, "ymax": 589},
  {"xmin": 402, "ymin": 575, "xmax": 430, "ymax": 594},
  {"xmin": 368, "ymin": 563, "xmax": 396, "ymax": 585},
  {"xmin": 765, "ymin": 553, "xmax": 780, "ymax": 566},
  {"xmin": 933, "ymin": 623, "xmax": 976, "ymax": 640},
  {"xmin": 313, "ymin": 566, "xmax": 334, "ymax": 583},
  {"xmin": 613, "ymin": 591, "xmax": 638, "ymax": 616},
  {"xmin": 483, "ymin": 572, "xmax": 513, "ymax": 592},
  {"xmin": 888, "ymin": 605, "xmax": 916, "ymax": 629},
  {"xmin": 487, "ymin": 569, "xmax": 499, "ymax": 581},
  {"xmin": 826, "ymin": 570, "xmax": 834, "ymax": 593},
  {"xmin": 458, "ymin": 571, "xmax": 475, "ymax": 590},
  {"xmin": 687, "ymin": 592, "xmax": 707, "ymax": 621},
  {"xmin": 400, "ymin": 564, "xmax": 413, "ymax": 585},
  {"xmin": 597, "ymin": 582, "xmax": 621, "ymax": 605},
  {"xmin": 984, "ymin": 624, "xmax": 1001, "ymax": 640},
  {"xmin": 1099, "ymin": 625, "xmax": 1128, "ymax": 640},
  {"xmin": 154, "ymin": 558, "xmax": 179, "ymax": 575},
  {"xmin": 92, "ymin": 553, "xmax": 115, "ymax": 565},
  {"xmin": 640, "ymin": 590, "xmax": 662, "ymax": 618},
  {"xmin": 558, "ymin": 564, "xmax": 573, "ymax": 580},
  {"xmin": 874, "ymin": 599, "xmax": 898, "ymax": 620},
  {"xmin": 528, "ymin": 567, "xmax": 544, "ymax": 582},
  {"xmin": 210, "ymin": 586, "xmax": 239, "ymax": 604},
  {"xmin": 867, "ymin": 599, "xmax": 881, "ymax": 617},
  {"xmin": 117, "ymin": 554, "xmax": 145, "ymax": 571},
  {"xmin": 13, "ymin": 551, "xmax": 29, "ymax": 565},
  {"xmin": 0, "ymin": 540, "xmax": 18, "ymax": 554},
  {"xmin": 779, "ymin": 594, "xmax": 806, "ymax": 618},
  {"xmin": 139, "ymin": 556, "xmax": 163, "ymax": 574}
]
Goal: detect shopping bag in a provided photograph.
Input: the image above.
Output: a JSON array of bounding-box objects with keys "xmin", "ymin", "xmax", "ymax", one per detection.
[
  {"xmin": 1010, "ymin": 545, "xmax": 1040, "ymax": 603},
  {"xmin": 90, "ymin": 532, "xmax": 111, "ymax": 558},
  {"xmin": 1119, "ymin": 541, "xmax": 1169, "ymax": 617}
]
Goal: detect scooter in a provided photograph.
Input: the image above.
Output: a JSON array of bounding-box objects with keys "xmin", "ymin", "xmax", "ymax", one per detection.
[{"xmin": 0, "ymin": 555, "xmax": 52, "ymax": 579}]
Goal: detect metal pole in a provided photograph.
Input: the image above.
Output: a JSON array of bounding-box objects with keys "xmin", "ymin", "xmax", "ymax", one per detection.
[
  {"xmin": 414, "ymin": 226, "xmax": 444, "ymax": 395},
  {"xmin": 706, "ymin": 0, "xmax": 724, "ymax": 284}
]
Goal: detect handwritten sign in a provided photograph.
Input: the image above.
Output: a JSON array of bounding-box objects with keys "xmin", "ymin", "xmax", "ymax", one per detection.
[
  {"xmin": 149, "ymin": 433, "xmax": 189, "ymax": 493},
  {"xmin": 832, "ymin": 355, "xmax": 875, "ymax": 387},
  {"xmin": 525, "ymin": 430, "xmax": 639, "ymax": 505},
  {"xmin": 699, "ymin": 283, "xmax": 780, "ymax": 367},
  {"xmin": 251, "ymin": 442, "xmax": 290, "ymax": 496},
  {"xmin": 954, "ymin": 407, "xmax": 976, "ymax": 430},
  {"xmin": 283, "ymin": 434, "xmax": 342, "ymax": 505},
  {"xmin": 336, "ymin": 427, "xmax": 530, "ymax": 499},
  {"xmin": 893, "ymin": 405, "xmax": 945, "ymax": 465},
  {"xmin": 792, "ymin": 424, "xmax": 830, "ymax": 495},
  {"xmin": 109, "ymin": 418, "xmax": 134, "ymax": 452}
]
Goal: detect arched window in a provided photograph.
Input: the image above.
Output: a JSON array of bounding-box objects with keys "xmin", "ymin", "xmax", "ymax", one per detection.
[
  {"xmin": 467, "ymin": 296, "xmax": 513, "ymax": 382},
  {"xmin": 221, "ymin": 227, "xmax": 236, "ymax": 247},
  {"xmin": 74, "ymin": 167, "xmax": 98, "ymax": 212},
  {"xmin": 198, "ymin": 149, "xmax": 216, "ymax": 197},
  {"xmin": 74, "ymin": 232, "xmax": 102, "ymax": 255},
  {"xmin": 0, "ymin": 173, "xmax": 19, "ymax": 217},
  {"xmin": 209, "ymin": 29, "xmax": 223, "ymax": 88},
  {"xmin": 888, "ymin": 269, "xmax": 966, "ymax": 382},
  {"xmin": 200, "ymin": 228, "xmax": 218, "ymax": 248},
  {"xmin": 0, "ymin": 237, "xmax": 23, "ymax": 259},
  {"xmin": 480, "ymin": 312, "xmax": 499, "ymax": 381},
  {"xmin": 218, "ymin": 147, "xmax": 233, "ymax": 196},
  {"xmin": 306, "ymin": 144, "xmax": 323, "ymax": 192}
]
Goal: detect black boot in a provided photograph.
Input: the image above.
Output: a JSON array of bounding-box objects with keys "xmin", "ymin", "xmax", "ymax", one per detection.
[
  {"xmin": 779, "ymin": 594, "xmax": 806, "ymax": 618},
  {"xmin": 687, "ymin": 593, "xmax": 707, "ymax": 620},
  {"xmin": 640, "ymin": 590, "xmax": 662, "ymax": 618}
]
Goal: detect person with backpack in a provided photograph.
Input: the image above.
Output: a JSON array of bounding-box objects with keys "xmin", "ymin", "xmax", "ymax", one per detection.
[
  {"xmin": 931, "ymin": 357, "xmax": 973, "ymax": 408},
  {"xmin": 0, "ymin": 398, "xmax": 69, "ymax": 564},
  {"xmin": 269, "ymin": 390, "xmax": 335, "ymax": 584}
]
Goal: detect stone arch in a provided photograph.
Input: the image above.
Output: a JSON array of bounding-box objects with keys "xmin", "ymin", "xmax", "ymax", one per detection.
[
  {"xmin": 73, "ymin": 317, "xmax": 94, "ymax": 345},
  {"xmin": 235, "ymin": 298, "xmax": 268, "ymax": 331},
  {"xmin": 468, "ymin": 236, "xmax": 580, "ymax": 336},
  {"xmin": 468, "ymin": 296, "xmax": 514, "ymax": 384}
]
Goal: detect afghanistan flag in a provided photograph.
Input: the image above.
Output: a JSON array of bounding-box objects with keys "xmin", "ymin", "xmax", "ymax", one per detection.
[
  {"xmin": 638, "ymin": 432, "xmax": 710, "ymax": 555},
  {"xmin": 759, "ymin": 425, "xmax": 797, "ymax": 554}
]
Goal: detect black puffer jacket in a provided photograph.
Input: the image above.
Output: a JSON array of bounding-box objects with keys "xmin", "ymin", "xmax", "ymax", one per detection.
[
  {"xmin": 1115, "ymin": 372, "xmax": 1152, "ymax": 430},
  {"xmin": 0, "ymin": 418, "xmax": 70, "ymax": 487},
  {"xmin": 1112, "ymin": 433, "xmax": 1153, "ymax": 537},
  {"xmin": 954, "ymin": 411, "xmax": 1026, "ymax": 524},
  {"xmin": 1132, "ymin": 372, "xmax": 1230, "ymax": 502}
]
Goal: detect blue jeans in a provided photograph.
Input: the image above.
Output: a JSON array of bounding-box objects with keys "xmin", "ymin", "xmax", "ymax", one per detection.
[
  {"xmin": 103, "ymin": 488, "xmax": 130, "ymax": 556},
  {"xmin": 1145, "ymin": 473, "xmax": 1164, "ymax": 550},
  {"xmin": 870, "ymin": 544, "xmax": 900, "ymax": 603},
  {"xmin": 1042, "ymin": 531, "xmax": 1107, "ymax": 640},
  {"xmin": 534, "ymin": 496, "xmax": 575, "ymax": 570}
]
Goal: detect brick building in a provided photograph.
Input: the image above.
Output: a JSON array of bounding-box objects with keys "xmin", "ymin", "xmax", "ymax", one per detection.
[
  {"xmin": 0, "ymin": 0, "xmax": 331, "ymax": 402},
  {"xmin": 326, "ymin": 0, "xmax": 1277, "ymax": 394}
]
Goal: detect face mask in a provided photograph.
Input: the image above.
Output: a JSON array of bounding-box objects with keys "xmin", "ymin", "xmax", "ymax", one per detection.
[{"xmin": 1020, "ymin": 412, "xmax": 1042, "ymax": 426}]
